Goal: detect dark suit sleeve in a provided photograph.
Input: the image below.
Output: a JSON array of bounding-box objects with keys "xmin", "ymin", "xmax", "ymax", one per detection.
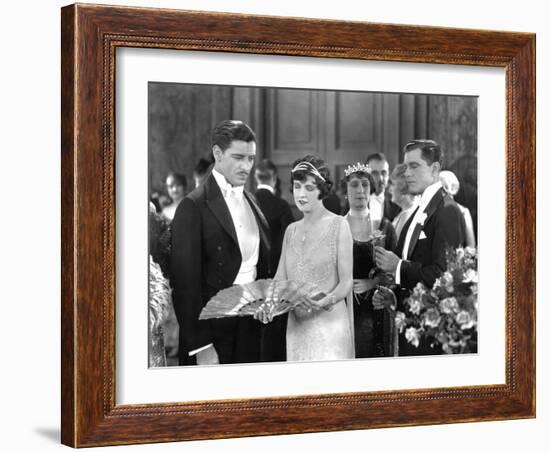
[
  {"xmin": 382, "ymin": 219, "xmax": 397, "ymax": 253},
  {"xmin": 170, "ymin": 197, "xmax": 212, "ymax": 352},
  {"xmin": 400, "ymin": 203, "xmax": 465, "ymax": 289},
  {"xmin": 280, "ymin": 202, "xmax": 295, "ymax": 234}
]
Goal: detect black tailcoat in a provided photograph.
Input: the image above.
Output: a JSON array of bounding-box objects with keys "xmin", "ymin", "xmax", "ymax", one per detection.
[{"xmin": 170, "ymin": 174, "xmax": 271, "ymax": 365}]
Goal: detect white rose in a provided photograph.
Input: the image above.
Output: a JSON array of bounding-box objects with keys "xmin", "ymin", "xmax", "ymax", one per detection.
[
  {"xmin": 424, "ymin": 308, "xmax": 441, "ymax": 328},
  {"xmin": 408, "ymin": 298, "xmax": 423, "ymax": 315},
  {"xmin": 405, "ymin": 327, "xmax": 421, "ymax": 347},
  {"xmin": 395, "ymin": 311, "xmax": 406, "ymax": 333},
  {"xmin": 442, "ymin": 271, "xmax": 454, "ymax": 292},
  {"xmin": 413, "ymin": 283, "xmax": 427, "ymax": 298},
  {"xmin": 465, "ymin": 246, "xmax": 477, "ymax": 258},
  {"xmin": 463, "ymin": 269, "xmax": 478, "ymax": 284},
  {"xmin": 440, "ymin": 297, "xmax": 459, "ymax": 314},
  {"xmin": 456, "ymin": 310, "xmax": 475, "ymax": 330}
]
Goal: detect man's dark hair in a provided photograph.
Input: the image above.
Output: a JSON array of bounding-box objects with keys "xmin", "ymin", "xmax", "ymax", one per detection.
[
  {"xmin": 255, "ymin": 159, "xmax": 278, "ymax": 185},
  {"xmin": 166, "ymin": 172, "xmax": 187, "ymax": 188},
  {"xmin": 211, "ymin": 120, "xmax": 256, "ymax": 152},
  {"xmin": 365, "ymin": 152, "xmax": 388, "ymax": 165},
  {"xmin": 403, "ymin": 139, "xmax": 443, "ymax": 165},
  {"xmin": 193, "ymin": 156, "xmax": 214, "ymax": 177}
]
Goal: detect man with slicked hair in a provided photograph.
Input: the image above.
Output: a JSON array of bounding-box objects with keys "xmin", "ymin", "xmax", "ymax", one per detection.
[
  {"xmin": 171, "ymin": 120, "xmax": 271, "ymax": 365},
  {"xmin": 374, "ymin": 140, "xmax": 466, "ymax": 356}
]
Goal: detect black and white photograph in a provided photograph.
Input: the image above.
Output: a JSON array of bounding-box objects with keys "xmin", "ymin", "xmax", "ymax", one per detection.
[{"xmin": 148, "ymin": 83, "xmax": 479, "ymax": 367}]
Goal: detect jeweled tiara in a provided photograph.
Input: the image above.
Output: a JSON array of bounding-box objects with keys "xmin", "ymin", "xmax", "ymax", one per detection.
[{"xmin": 344, "ymin": 162, "xmax": 370, "ymax": 177}]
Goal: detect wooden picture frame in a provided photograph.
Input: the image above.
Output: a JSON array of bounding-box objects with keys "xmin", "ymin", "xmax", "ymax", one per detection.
[{"xmin": 61, "ymin": 3, "xmax": 535, "ymax": 447}]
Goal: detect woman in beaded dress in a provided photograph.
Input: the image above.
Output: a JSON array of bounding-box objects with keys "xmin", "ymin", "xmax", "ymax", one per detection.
[
  {"xmin": 341, "ymin": 163, "xmax": 398, "ymax": 358},
  {"xmin": 275, "ymin": 156, "xmax": 354, "ymax": 362}
]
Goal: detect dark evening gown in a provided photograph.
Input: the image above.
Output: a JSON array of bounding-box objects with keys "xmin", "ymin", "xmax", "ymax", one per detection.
[{"xmin": 352, "ymin": 218, "xmax": 397, "ymax": 358}]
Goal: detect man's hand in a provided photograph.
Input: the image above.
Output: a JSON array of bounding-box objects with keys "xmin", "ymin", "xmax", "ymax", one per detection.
[
  {"xmin": 372, "ymin": 285, "xmax": 396, "ymax": 310},
  {"xmin": 375, "ymin": 246, "xmax": 400, "ymax": 273},
  {"xmin": 196, "ymin": 346, "xmax": 219, "ymax": 365}
]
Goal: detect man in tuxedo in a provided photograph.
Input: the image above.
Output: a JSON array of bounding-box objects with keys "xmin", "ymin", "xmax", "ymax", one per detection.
[
  {"xmin": 374, "ymin": 140, "xmax": 466, "ymax": 355},
  {"xmin": 170, "ymin": 120, "xmax": 271, "ymax": 365},
  {"xmin": 253, "ymin": 159, "xmax": 294, "ymax": 361},
  {"xmin": 366, "ymin": 153, "xmax": 401, "ymax": 224}
]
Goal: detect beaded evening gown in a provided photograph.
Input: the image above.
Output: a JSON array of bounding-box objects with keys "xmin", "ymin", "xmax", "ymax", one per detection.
[{"xmin": 283, "ymin": 215, "xmax": 354, "ymax": 361}]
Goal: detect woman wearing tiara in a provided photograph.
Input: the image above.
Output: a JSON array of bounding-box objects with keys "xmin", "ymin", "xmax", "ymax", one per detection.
[
  {"xmin": 274, "ymin": 155, "xmax": 355, "ymax": 361},
  {"xmin": 341, "ymin": 163, "xmax": 398, "ymax": 358}
]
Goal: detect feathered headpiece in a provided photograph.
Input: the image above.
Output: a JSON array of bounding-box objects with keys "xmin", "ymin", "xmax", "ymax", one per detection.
[{"xmin": 291, "ymin": 161, "xmax": 326, "ymax": 182}]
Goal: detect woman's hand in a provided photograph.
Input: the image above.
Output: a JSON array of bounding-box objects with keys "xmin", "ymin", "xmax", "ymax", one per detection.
[
  {"xmin": 353, "ymin": 278, "xmax": 377, "ymax": 294},
  {"xmin": 306, "ymin": 293, "xmax": 338, "ymax": 311},
  {"xmin": 372, "ymin": 285, "xmax": 396, "ymax": 310},
  {"xmin": 253, "ymin": 309, "xmax": 274, "ymax": 324},
  {"xmin": 293, "ymin": 300, "xmax": 319, "ymax": 317},
  {"xmin": 293, "ymin": 292, "xmax": 330, "ymax": 315},
  {"xmin": 299, "ymin": 294, "xmax": 324, "ymax": 311}
]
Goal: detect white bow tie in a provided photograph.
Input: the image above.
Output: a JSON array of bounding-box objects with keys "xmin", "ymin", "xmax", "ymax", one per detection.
[
  {"xmin": 372, "ymin": 192, "xmax": 385, "ymax": 203},
  {"xmin": 224, "ymin": 185, "xmax": 244, "ymax": 199}
]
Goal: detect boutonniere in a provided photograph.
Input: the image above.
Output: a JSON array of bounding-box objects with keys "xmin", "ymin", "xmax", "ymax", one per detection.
[{"xmin": 417, "ymin": 212, "xmax": 428, "ymax": 227}]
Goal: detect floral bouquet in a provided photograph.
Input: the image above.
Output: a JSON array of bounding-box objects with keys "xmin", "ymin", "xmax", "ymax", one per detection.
[{"xmin": 396, "ymin": 246, "xmax": 478, "ymax": 354}]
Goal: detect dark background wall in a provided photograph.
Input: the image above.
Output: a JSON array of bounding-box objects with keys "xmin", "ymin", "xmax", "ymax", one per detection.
[{"xmin": 149, "ymin": 82, "xmax": 477, "ymax": 219}]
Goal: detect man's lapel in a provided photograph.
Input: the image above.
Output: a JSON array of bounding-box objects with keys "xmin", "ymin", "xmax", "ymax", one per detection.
[
  {"xmin": 244, "ymin": 190, "xmax": 271, "ymax": 255},
  {"xmin": 396, "ymin": 208, "xmax": 417, "ymax": 256},
  {"xmin": 406, "ymin": 222, "xmax": 424, "ymax": 260},
  {"xmin": 406, "ymin": 187, "xmax": 445, "ymax": 260},
  {"xmin": 204, "ymin": 175, "xmax": 238, "ymax": 245}
]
